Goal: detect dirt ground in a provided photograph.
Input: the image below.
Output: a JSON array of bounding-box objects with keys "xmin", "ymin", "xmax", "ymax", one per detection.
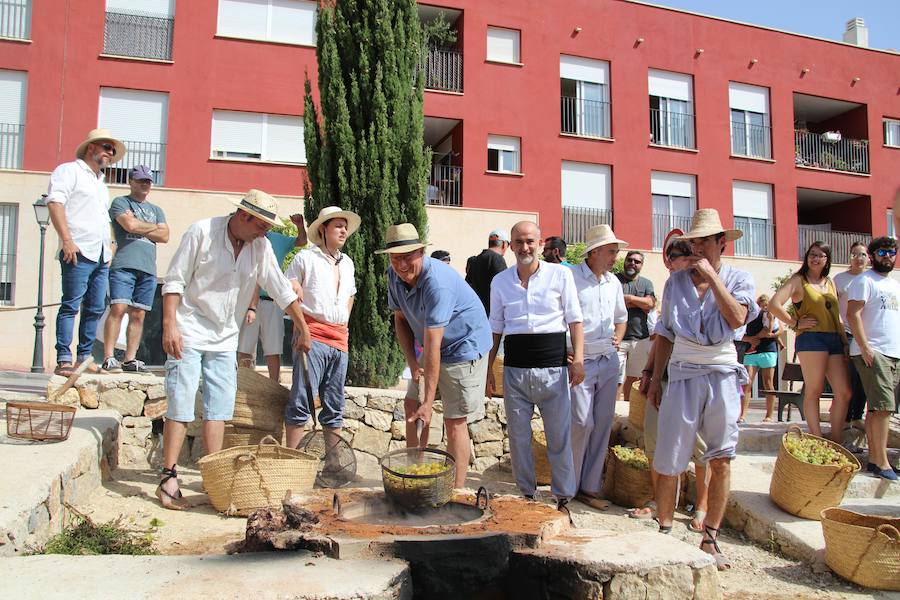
[{"xmin": 79, "ymin": 461, "xmax": 896, "ymax": 600}]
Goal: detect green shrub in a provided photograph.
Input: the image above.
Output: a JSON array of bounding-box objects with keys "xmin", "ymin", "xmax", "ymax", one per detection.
[{"xmin": 38, "ymin": 516, "xmax": 157, "ymax": 556}]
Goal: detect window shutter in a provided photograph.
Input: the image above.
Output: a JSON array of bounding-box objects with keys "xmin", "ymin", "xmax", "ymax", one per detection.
[
  {"xmin": 270, "ymin": 0, "xmax": 316, "ymax": 45},
  {"xmin": 728, "ymin": 82, "xmax": 769, "ymax": 114},
  {"xmin": 107, "ymin": 0, "xmax": 174, "ymax": 17},
  {"xmin": 0, "ymin": 70, "xmax": 26, "ymax": 125},
  {"xmin": 212, "ymin": 110, "xmax": 263, "ymax": 155},
  {"xmin": 560, "ymin": 56, "xmax": 608, "ymax": 84},
  {"xmin": 99, "ymin": 88, "xmax": 168, "ymax": 143},
  {"xmin": 650, "ymin": 171, "xmax": 695, "ymax": 199},
  {"xmin": 648, "ymin": 69, "xmax": 692, "ymax": 101},
  {"xmin": 732, "ymin": 181, "xmax": 773, "ymax": 220},
  {"xmin": 561, "ymin": 161, "xmax": 610, "ymax": 209},
  {"xmin": 487, "ymin": 134, "xmax": 519, "ymax": 153},
  {"xmin": 487, "ymin": 27, "xmax": 519, "ymax": 63},
  {"xmin": 264, "ymin": 114, "xmax": 305, "ymax": 163},
  {"xmin": 218, "ymin": 0, "xmax": 267, "ymax": 40}
]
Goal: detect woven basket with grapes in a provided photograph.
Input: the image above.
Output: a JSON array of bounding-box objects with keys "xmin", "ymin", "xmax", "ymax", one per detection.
[
  {"xmin": 609, "ymin": 445, "xmax": 653, "ymax": 509},
  {"xmin": 380, "ymin": 447, "xmax": 456, "ymax": 510}
]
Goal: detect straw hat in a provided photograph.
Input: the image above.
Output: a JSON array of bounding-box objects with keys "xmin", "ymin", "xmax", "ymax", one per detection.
[
  {"xmin": 583, "ymin": 224, "xmax": 628, "ymax": 256},
  {"xmin": 307, "ymin": 206, "xmax": 361, "ymax": 245},
  {"xmin": 75, "ymin": 128, "xmax": 126, "ymax": 164},
  {"xmin": 230, "ymin": 189, "xmax": 282, "ymax": 227},
  {"xmin": 679, "ymin": 208, "xmax": 742, "ymax": 241},
  {"xmin": 375, "ymin": 223, "xmax": 430, "ymax": 254}
]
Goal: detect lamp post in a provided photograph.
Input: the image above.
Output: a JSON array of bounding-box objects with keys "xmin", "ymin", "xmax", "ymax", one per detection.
[{"xmin": 31, "ymin": 194, "xmax": 50, "ymax": 373}]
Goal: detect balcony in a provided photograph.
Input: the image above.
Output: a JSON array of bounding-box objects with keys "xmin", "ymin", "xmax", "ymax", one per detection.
[
  {"xmin": 794, "ymin": 130, "xmax": 869, "ymax": 175},
  {"xmin": 562, "ymin": 206, "xmax": 611, "ymax": 244},
  {"xmin": 651, "ymin": 213, "xmax": 693, "ymax": 250},
  {"xmin": 733, "ymin": 217, "xmax": 774, "ymax": 258},
  {"xmin": 103, "ymin": 10, "xmax": 174, "ymax": 61},
  {"xmin": 650, "ymin": 109, "xmax": 695, "ymax": 149},
  {"xmin": 561, "ymin": 96, "xmax": 610, "ymax": 139},
  {"xmin": 0, "ymin": 0, "xmax": 29, "ymax": 39},
  {"xmin": 798, "ymin": 226, "xmax": 870, "ymax": 265},
  {"xmin": 104, "ymin": 140, "xmax": 166, "ymax": 186},
  {"xmin": 421, "ymin": 48, "xmax": 463, "ymax": 93},
  {"xmin": 731, "ymin": 121, "xmax": 771, "ymax": 159},
  {"xmin": 427, "ymin": 164, "xmax": 461, "ymax": 207},
  {"xmin": 0, "ymin": 123, "xmax": 23, "ymax": 169}
]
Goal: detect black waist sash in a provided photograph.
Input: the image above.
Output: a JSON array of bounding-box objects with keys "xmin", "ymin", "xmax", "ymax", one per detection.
[{"xmin": 503, "ymin": 332, "xmax": 567, "ymax": 368}]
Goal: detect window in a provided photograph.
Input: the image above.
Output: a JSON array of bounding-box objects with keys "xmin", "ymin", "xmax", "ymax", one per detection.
[
  {"xmin": 217, "ymin": 0, "xmax": 316, "ymax": 46},
  {"xmin": 651, "ymin": 171, "xmax": 695, "ymax": 249},
  {"xmin": 0, "ymin": 204, "xmax": 17, "ymax": 305},
  {"xmin": 104, "ymin": 0, "xmax": 175, "ymax": 61},
  {"xmin": 99, "ymin": 88, "xmax": 169, "ymax": 184},
  {"xmin": 486, "ymin": 26, "xmax": 520, "ymax": 63},
  {"xmin": 648, "ymin": 69, "xmax": 694, "ymax": 149},
  {"xmin": 487, "ymin": 135, "xmax": 520, "ymax": 173},
  {"xmin": 561, "ymin": 161, "xmax": 611, "ymax": 243},
  {"xmin": 0, "ymin": 70, "xmax": 27, "ymax": 169},
  {"xmin": 560, "ymin": 55, "xmax": 610, "ymax": 138},
  {"xmin": 0, "ymin": 0, "xmax": 30, "ymax": 39},
  {"xmin": 885, "ymin": 119, "xmax": 900, "ymax": 148},
  {"xmin": 889, "ymin": 210, "xmax": 895, "ymax": 239},
  {"xmin": 212, "ymin": 110, "xmax": 306, "ymax": 164},
  {"xmin": 732, "ymin": 181, "xmax": 774, "ymax": 257},
  {"xmin": 729, "ymin": 83, "xmax": 771, "ymax": 158}
]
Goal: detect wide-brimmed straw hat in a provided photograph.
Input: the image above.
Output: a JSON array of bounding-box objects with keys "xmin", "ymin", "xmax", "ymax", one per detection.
[
  {"xmin": 75, "ymin": 128, "xmax": 126, "ymax": 164},
  {"xmin": 583, "ymin": 224, "xmax": 628, "ymax": 256},
  {"xmin": 679, "ymin": 208, "xmax": 742, "ymax": 242},
  {"xmin": 375, "ymin": 223, "xmax": 430, "ymax": 254},
  {"xmin": 230, "ymin": 189, "xmax": 282, "ymax": 227},
  {"xmin": 307, "ymin": 206, "xmax": 361, "ymax": 245}
]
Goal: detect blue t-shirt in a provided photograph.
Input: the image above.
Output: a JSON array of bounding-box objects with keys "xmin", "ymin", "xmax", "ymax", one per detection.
[
  {"xmin": 109, "ymin": 196, "xmax": 166, "ymax": 275},
  {"xmin": 388, "ymin": 257, "xmax": 492, "ymax": 363},
  {"xmin": 259, "ymin": 231, "xmax": 296, "ymax": 299}
]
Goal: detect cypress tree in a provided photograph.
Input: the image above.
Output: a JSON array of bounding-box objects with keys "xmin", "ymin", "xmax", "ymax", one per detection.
[{"xmin": 304, "ymin": 0, "xmax": 429, "ymax": 387}]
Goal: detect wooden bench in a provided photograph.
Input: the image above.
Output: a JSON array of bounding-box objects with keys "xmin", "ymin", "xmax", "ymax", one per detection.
[{"xmin": 760, "ymin": 362, "xmax": 833, "ymax": 422}]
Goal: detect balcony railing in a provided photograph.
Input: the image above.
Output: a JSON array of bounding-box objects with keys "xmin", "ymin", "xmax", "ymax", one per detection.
[
  {"xmin": 652, "ymin": 213, "xmax": 694, "ymax": 250},
  {"xmin": 0, "ymin": 123, "xmax": 23, "ymax": 169},
  {"xmin": 561, "ymin": 96, "xmax": 610, "ymax": 139},
  {"xmin": 650, "ymin": 108, "xmax": 695, "ymax": 149},
  {"xmin": 733, "ymin": 217, "xmax": 775, "ymax": 258},
  {"xmin": 798, "ymin": 225, "xmax": 871, "ymax": 265},
  {"xmin": 561, "ymin": 206, "xmax": 612, "ymax": 244},
  {"xmin": 103, "ymin": 10, "xmax": 174, "ymax": 61},
  {"xmin": 0, "ymin": 0, "xmax": 29, "ymax": 39},
  {"xmin": 427, "ymin": 164, "xmax": 462, "ymax": 206},
  {"xmin": 731, "ymin": 121, "xmax": 771, "ymax": 159},
  {"xmin": 794, "ymin": 130, "xmax": 869, "ymax": 175},
  {"xmin": 104, "ymin": 140, "xmax": 166, "ymax": 186},
  {"xmin": 420, "ymin": 48, "xmax": 463, "ymax": 93}
]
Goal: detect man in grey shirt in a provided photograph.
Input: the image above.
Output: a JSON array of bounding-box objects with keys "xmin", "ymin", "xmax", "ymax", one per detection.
[{"xmin": 102, "ymin": 165, "xmax": 169, "ymax": 373}]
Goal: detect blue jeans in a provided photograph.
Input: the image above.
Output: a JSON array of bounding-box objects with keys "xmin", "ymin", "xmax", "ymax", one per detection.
[
  {"xmin": 287, "ymin": 341, "xmax": 348, "ymax": 428},
  {"xmin": 55, "ymin": 252, "xmax": 109, "ymax": 364},
  {"xmin": 165, "ymin": 348, "xmax": 238, "ymax": 422}
]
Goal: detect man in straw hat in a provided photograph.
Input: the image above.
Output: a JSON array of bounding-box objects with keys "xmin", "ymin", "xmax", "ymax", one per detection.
[
  {"xmin": 379, "ymin": 223, "xmax": 492, "ymax": 489},
  {"xmin": 283, "ymin": 206, "xmax": 361, "ymax": 452},
  {"xmin": 646, "ymin": 208, "xmax": 757, "ymax": 569},
  {"xmin": 486, "ymin": 221, "xmax": 584, "ymax": 512},
  {"xmin": 46, "ymin": 128, "xmax": 126, "ymax": 375},
  {"xmin": 157, "ymin": 190, "xmax": 312, "ymax": 510},
  {"xmin": 568, "ymin": 224, "xmax": 627, "ymax": 510}
]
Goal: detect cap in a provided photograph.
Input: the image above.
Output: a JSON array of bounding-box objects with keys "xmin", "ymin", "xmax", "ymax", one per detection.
[
  {"xmin": 128, "ymin": 165, "xmax": 154, "ymax": 181},
  {"xmin": 488, "ymin": 228, "xmax": 510, "ymax": 243}
]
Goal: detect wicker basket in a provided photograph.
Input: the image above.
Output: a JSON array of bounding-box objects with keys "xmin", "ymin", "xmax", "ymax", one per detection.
[
  {"xmin": 229, "ymin": 367, "xmax": 289, "ymax": 432},
  {"xmin": 769, "ymin": 426, "xmax": 861, "ymax": 520},
  {"xmin": 821, "ymin": 508, "xmax": 900, "ymax": 590},
  {"xmin": 628, "ymin": 382, "xmax": 646, "ymax": 431},
  {"xmin": 608, "ymin": 451, "xmax": 653, "ymax": 509},
  {"xmin": 198, "ymin": 435, "xmax": 317, "ymax": 516},
  {"xmin": 6, "ymin": 401, "xmax": 76, "ymax": 441},
  {"xmin": 491, "ymin": 355, "xmax": 504, "ymax": 397},
  {"xmin": 222, "ymin": 425, "xmax": 285, "ymax": 450},
  {"xmin": 380, "ymin": 447, "xmax": 455, "ymax": 510},
  {"xmin": 531, "ymin": 430, "xmax": 553, "ymax": 486}
]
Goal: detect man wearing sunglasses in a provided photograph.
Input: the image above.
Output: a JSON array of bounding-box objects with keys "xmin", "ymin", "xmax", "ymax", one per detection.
[
  {"xmin": 846, "ymin": 237, "xmax": 900, "ymax": 481},
  {"xmin": 46, "ymin": 128, "xmax": 126, "ymax": 376}
]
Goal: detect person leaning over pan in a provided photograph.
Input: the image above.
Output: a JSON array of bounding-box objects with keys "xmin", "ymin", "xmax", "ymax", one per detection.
[
  {"xmin": 157, "ymin": 190, "xmax": 312, "ymax": 510},
  {"xmin": 382, "ymin": 223, "xmax": 493, "ymax": 490},
  {"xmin": 283, "ymin": 206, "xmax": 360, "ymax": 455}
]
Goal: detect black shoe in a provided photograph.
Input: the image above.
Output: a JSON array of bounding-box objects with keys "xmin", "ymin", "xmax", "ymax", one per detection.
[{"xmin": 122, "ymin": 359, "xmax": 150, "ymax": 374}]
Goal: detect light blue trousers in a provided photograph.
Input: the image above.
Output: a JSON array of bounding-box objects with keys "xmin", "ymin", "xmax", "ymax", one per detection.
[{"xmin": 570, "ymin": 352, "xmax": 620, "ymax": 495}]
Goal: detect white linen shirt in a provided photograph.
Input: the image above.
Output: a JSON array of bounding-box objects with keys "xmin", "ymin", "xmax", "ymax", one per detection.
[
  {"xmin": 572, "ymin": 263, "xmax": 627, "ymax": 358},
  {"xmin": 162, "ymin": 215, "xmax": 298, "ymax": 351},
  {"xmin": 45, "ymin": 159, "xmax": 112, "ymax": 262},
  {"xmin": 847, "ymin": 270, "xmax": 900, "ymax": 359},
  {"xmin": 285, "ymin": 245, "xmax": 357, "ymax": 325},
  {"xmin": 489, "ymin": 262, "xmax": 583, "ymax": 335}
]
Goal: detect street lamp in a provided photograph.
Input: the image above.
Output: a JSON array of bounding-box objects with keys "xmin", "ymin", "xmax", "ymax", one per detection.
[{"xmin": 31, "ymin": 194, "xmax": 50, "ymax": 373}]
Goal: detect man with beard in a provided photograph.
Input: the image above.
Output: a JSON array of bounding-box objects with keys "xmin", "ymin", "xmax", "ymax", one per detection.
[
  {"xmin": 47, "ymin": 128, "xmax": 126, "ymax": 376},
  {"xmin": 617, "ymin": 250, "xmax": 656, "ymax": 402},
  {"xmin": 487, "ymin": 221, "xmax": 584, "ymax": 511},
  {"xmin": 846, "ymin": 236, "xmax": 900, "ymax": 481},
  {"xmin": 542, "ymin": 236, "xmax": 570, "ymax": 265}
]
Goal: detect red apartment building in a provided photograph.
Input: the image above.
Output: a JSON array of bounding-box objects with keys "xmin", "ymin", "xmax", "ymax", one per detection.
[{"xmin": 2, "ymin": 0, "xmax": 900, "ymax": 269}]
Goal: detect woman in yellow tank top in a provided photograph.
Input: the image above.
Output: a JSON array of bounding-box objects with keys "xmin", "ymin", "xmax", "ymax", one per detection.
[{"xmin": 769, "ymin": 241, "xmax": 851, "ymax": 444}]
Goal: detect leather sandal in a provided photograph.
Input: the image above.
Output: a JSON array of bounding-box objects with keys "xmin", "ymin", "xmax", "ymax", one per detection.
[
  {"xmin": 575, "ymin": 491, "xmax": 610, "ymax": 510},
  {"xmin": 654, "ymin": 517, "xmax": 672, "ymax": 534},
  {"xmin": 156, "ymin": 466, "xmax": 189, "ymax": 510},
  {"xmin": 54, "ymin": 362, "xmax": 75, "ymax": 377},
  {"xmin": 700, "ymin": 525, "xmax": 732, "ymax": 571}
]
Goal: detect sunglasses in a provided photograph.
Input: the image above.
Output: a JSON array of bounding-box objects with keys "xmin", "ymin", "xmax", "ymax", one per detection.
[
  {"xmin": 875, "ymin": 248, "xmax": 897, "ymax": 258},
  {"xmin": 97, "ymin": 142, "xmax": 117, "ymax": 156}
]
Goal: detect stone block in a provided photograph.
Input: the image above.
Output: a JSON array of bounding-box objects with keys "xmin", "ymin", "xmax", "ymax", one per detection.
[
  {"xmin": 390, "ymin": 420, "xmax": 406, "ymax": 440},
  {"xmin": 475, "ymin": 441, "xmax": 503, "ymax": 458},
  {"xmin": 342, "ymin": 418, "xmax": 361, "ymax": 432},
  {"xmin": 99, "ymin": 388, "xmax": 146, "ymax": 417},
  {"xmin": 499, "ymin": 454, "xmax": 512, "ymax": 472},
  {"xmin": 485, "ymin": 398, "xmax": 502, "ymax": 416},
  {"xmin": 364, "ymin": 409, "xmax": 393, "ymax": 432},
  {"xmin": 530, "ymin": 419, "xmax": 544, "ymax": 433},
  {"xmin": 122, "ymin": 416, "xmax": 152, "ymax": 429},
  {"xmin": 143, "ymin": 398, "xmax": 167, "ymax": 419},
  {"xmin": 645, "ymin": 565, "xmax": 694, "ymax": 599},
  {"xmin": 98, "ymin": 379, "xmax": 119, "ymax": 392},
  {"xmin": 606, "ymin": 573, "xmax": 647, "ymax": 600},
  {"xmin": 78, "ymin": 387, "xmax": 99, "ymax": 409},
  {"xmin": 146, "ymin": 385, "xmax": 166, "ymax": 401},
  {"xmin": 503, "ymin": 438, "xmax": 510, "ymax": 454},
  {"xmin": 351, "ymin": 425, "xmax": 391, "ymax": 457},
  {"xmin": 343, "ymin": 399, "xmax": 365, "ymax": 420},
  {"xmin": 388, "ymin": 440, "xmax": 406, "ymax": 453},
  {"xmin": 368, "ymin": 395, "xmax": 399, "ymax": 413},
  {"xmin": 472, "ymin": 456, "xmax": 498, "ymax": 473},
  {"xmin": 692, "ymin": 564, "xmax": 721, "ymax": 600},
  {"xmin": 497, "ymin": 402, "xmax": 507, "ymax": 425},
  {"xmin": 47, "ymin": 385, "xmax": 79, "ymax": 406},
  {"xmin": 468, "ymin": 419, "xmax": 503, "ymax": 443}
]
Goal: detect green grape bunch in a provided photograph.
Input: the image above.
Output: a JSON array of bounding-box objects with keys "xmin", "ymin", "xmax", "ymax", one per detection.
[
  {"xmin": 784, "ymin": 436, "xmax": 854, "ymax": 468},
  {"xmin": 612, "ymin": 445, "xmax": 650, "ymax": 471}
]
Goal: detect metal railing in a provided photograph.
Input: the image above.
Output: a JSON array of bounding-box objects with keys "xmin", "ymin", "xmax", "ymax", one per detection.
[
  {"xmin": 419, "ymin": 48, "xmax": 463, "ymax": 93},
  {"xmin": 103, "ymin": 140, "xmax": 166, "ymax": 186},
  {"xmin": 561, "ymin": 96, "xmax": 610, "ymax": 139},
  {"xmin": 650, "ymin": 108, "xmax": 695, "ymax": 149},
  {"xmin": 561, "ymin": 206, "xmax": 612, "ymax": 244},
  {"xmin": 798, "ymin": 226, "xmax": 871, "ymax": 265},
  {"xmin": 652, "ymin": 213, "xmax": 693, "ymax": 249},
  {"xmin": 103, "ymin": 10, "xmax": 174, "ymax": 61},
  {"xmin": 0, "ymin": 0, "xmax": 29, "ymax": 39},
  {"xmin": 794, "ymin": 130, "xmax": 869, "ymax": 175},
  {"xmin": 733, "ymin": 217, "xmax": 775, "ymax": 258},
  {"xmin": 0, "ymin": 123, "xmax": 23, "ymax": 169},
  {"xmin": 427, "ymin": 164, "xmax": 462, "ymax": 206},
  {"xmin": 731, "ymin": 121, "xmax": 771, "ymax": 159}
]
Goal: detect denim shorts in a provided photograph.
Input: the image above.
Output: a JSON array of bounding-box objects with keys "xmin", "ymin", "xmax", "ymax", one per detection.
[
  {"xmin": 165, "ymin": 348, "xmax": 237, "ymax": 422},
  {"xmin": 109, "ymin": 268, "xmax": 157, "ymax": 311},
  {"xmin": 795, "ymin": 331, "xmax": 844, "ymax": 355}
]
